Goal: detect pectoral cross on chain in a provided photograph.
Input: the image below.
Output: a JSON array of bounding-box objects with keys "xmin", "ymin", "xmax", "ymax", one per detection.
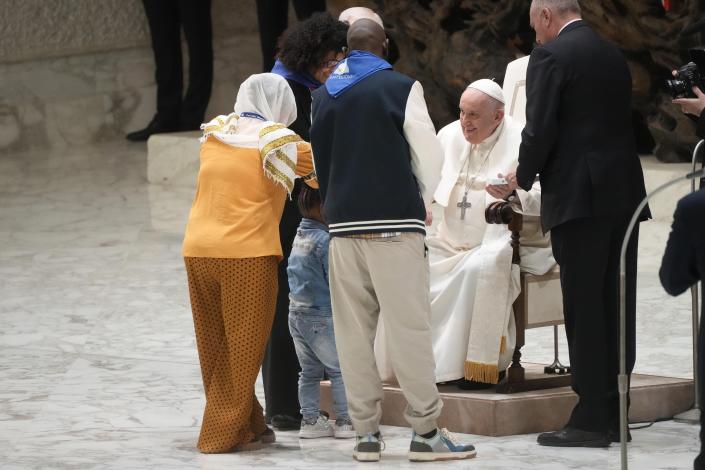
[{"xmin": 457, "ymin": 193, "xmax": 472, "ymax": 220}]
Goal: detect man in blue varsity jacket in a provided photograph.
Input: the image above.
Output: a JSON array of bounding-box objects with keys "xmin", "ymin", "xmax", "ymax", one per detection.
[{"xmin": 309, "ymin": 19, "xmax": 476, "ymax": 463}]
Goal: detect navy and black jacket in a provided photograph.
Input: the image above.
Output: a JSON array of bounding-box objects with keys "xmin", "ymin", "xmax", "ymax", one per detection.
[{"xmin": 310, "ymin": 66, "xmax": 442, "ymax": 237}]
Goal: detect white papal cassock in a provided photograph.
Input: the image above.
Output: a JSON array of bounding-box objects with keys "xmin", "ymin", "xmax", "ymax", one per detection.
[{"xmin": 376, "ymin": 114, "xmax": 556, "ymax": 385}]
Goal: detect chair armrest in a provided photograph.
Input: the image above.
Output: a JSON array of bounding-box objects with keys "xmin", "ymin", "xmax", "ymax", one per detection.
[
  {"xmin": 485, "ymin": 201, "xmax": 523, "ymax": 264},
  {"xmin": 485, "ymin": 201, "xmax": 523, "ymax": 232}
]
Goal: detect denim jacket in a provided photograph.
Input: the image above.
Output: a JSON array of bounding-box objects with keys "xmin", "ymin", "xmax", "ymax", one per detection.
[{"xmin": 287, "ymin": 218, "xmax": 331, "ymax": 315}]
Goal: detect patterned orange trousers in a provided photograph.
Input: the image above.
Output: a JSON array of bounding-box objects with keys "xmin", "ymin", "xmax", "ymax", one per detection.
[{"xmin": 184, "ymin": 256, "xmax": 278, "ymax": 453}]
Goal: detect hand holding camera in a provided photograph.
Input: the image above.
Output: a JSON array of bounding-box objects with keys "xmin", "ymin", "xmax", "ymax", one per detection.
[
  {"xmin": 673, "ymin": 84, "xmax": 705, "ymax": 117},
  {"xmin": 668, "ymin": 47, "xmax": 705, "ymax": 116}
]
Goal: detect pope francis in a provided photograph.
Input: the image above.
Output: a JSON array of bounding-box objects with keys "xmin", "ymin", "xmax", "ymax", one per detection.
[{"xmin": 377, "ymin": 79, "xmax": 556, "ymax": 387}]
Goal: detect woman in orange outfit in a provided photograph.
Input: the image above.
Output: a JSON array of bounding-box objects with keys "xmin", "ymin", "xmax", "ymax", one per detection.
[{"xmin": 182, "ymin": 73, "xmax": 317, "ymax": 453}]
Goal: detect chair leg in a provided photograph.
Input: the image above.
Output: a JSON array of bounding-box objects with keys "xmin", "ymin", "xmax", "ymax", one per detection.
[
  {"xmin": 506, "ymin": 344, "xmax": 525, "ymax": 383},
  {"xmin": 544, "ymin": 325, "xmax": 570, "ymax": 374}
]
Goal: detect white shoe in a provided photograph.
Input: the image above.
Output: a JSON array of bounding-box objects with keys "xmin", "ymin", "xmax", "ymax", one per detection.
[
  {"xmin": 334, "ymin": 417, "xmax": 356, "ymax": 439},
  {"xmin": 299, "ymin": 415, "xmax": 334, "ymax": 439}
]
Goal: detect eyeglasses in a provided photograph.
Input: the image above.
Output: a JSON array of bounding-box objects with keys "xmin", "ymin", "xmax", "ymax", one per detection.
[{"xmin": 322, "ymin": 59, "xmax": 342, "ymax": 69}]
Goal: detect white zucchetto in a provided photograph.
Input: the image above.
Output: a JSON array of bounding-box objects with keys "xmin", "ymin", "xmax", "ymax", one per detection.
[{"xmin": 466, "ymin": 79, "xmax": 505, "ymax": 105}]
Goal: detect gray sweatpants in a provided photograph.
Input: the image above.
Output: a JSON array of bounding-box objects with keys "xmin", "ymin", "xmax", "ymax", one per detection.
[{"xmin": 328, "ymin": 232, "xmax": 442, "ymax": 435}]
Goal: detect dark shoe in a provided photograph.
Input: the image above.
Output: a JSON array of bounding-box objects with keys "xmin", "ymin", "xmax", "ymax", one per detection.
[
  {"xmin": 537, "ymin": 427, "xmax": 610, "ymax": 448},
  {"xmin": 231, "ymin": 437, "xmax": 264, "ymax": 452},
  {"xmin": 270, "ymin": 414, "xmax": 301, "ymax": 430},
  {"xmin": 259, "ymin": 427, "xmax": 276, "ymax": 444},
  {"xmin": 353, "ymin": 432, "xmax": 383, "ymax": 462},
  {"xmin": 125, "ymin": 117, "xmax": 179, "ymax": 142},
  {"xmin": 455, "ymin": 371, "xmax": 506, "ymax": 390},
  {"xmin": 179, "ymin": 120, "xmax": 203, "ymax": 132},
  {"xmin": 607, "ymin": 428, "xmax": 632, "ymax": 443}
]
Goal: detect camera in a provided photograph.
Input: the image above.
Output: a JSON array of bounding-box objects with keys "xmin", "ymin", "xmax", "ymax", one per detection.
[{"xmin": 666, "ymin": 48, "xmax": 705, "ymax": 99}]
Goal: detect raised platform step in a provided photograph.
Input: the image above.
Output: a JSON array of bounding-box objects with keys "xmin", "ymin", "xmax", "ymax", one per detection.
[
  {"xmin": 320, "ymin": 366, "xmax": 693, "ymax": 437},
  {"xmin": 146, "ymin": 131, "xmax": 201, "ymax": 186}
]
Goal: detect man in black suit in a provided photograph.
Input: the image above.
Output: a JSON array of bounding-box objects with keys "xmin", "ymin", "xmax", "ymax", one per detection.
[
  {"xmin": 126, "ymin": 0, "xmax": 213, "ymax": 142},
  {"xmin": 506, "ymin": 0, "xmax": 649, "ymax": 447},
  {"xmin": 661, "ymin": 188, "xmax": 705, "ymax": 469},
  {"xmin": 255, "ymin": 0, "xmax": 327, "ymax": 72}
]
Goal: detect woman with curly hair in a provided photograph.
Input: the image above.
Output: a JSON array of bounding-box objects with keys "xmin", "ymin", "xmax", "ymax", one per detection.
[
  {"xmin": 272, "ymin": 12, "xmax": 348, "ymax": 139},
  {"xmin": 263, "ymin": 12, "xmax": 348, "ymax": 432}
]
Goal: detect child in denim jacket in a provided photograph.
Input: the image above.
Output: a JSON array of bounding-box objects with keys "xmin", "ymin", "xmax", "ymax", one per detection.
[{"xmin": 287, "ymin": 185, "xmax": 354, "ymax": 439}]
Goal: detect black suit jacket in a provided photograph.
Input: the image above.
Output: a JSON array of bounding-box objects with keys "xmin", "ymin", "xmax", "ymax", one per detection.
[
  {"xmin": 516, "ymin": 21, "xmax": 649, "ymax": 231},
  {"xmin": 660, "ymin": 189, "xmax": 705, "ymax": 314}
]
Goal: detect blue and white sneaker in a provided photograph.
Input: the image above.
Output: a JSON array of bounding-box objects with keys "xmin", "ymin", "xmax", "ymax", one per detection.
[
  {"xmin": 353, "ymin": 432, "xmax": 384, "ymax": 462},
  {"xmin": 408, "ymin": 428, "xmax": 476, "ymax": 461}
]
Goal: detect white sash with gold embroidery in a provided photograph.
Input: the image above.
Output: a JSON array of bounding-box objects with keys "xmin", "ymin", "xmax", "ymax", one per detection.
[
  {"xmin": 258, "ymin": 122, "xmax": 302, "ymax": 195},
  {"xmin": 200, "ymin": 114, "xmax": 303, "ymax": 196}
]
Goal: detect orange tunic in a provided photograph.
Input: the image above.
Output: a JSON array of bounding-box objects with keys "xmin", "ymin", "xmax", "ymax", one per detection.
[{"xmin": 182, "ymin": 136, "xmax": 316, "ymax": 260}]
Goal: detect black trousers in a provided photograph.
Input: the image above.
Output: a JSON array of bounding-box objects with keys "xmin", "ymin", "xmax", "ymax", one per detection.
[
  {"xmin": 550, "ymin": 214, "xmax": 639, "ymax": 432},
  {"xmin": 255, "ymin": 0, "xmax": 327, "ymax": 72},
  {"xmin": 142, "ymin": 0, "xmax": 213, "ymax": 127},
  {"xmin": 262, "ymin": 181, "xmax": 303, "ymax": 419},
  {"xmin": 697, "ymin": 313, "xmax": 705, "ymax": 470},
  {"xmin": 698, "ymin": 165, "xmax": 704, "ymax": 470}
]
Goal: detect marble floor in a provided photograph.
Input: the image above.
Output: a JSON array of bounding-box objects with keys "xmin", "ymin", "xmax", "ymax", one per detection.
[{"xmin": 0, "ymin": 140, "xmax": 700, "ymax": 469}]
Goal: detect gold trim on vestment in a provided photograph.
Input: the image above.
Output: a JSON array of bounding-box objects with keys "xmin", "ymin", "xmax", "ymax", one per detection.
[
  {"xmin": 464, "ymin": 360, "xmax": 500, "ymax": 384},
  {"xmin": 499, "ymin": 335, "xmax": 507, "ymax": 355}
]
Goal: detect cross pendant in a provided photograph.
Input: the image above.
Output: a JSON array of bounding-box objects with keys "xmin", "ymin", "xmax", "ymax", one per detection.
[{"xmin": 457, "ymin": 194, "xmax": 472, "ymax": 220}]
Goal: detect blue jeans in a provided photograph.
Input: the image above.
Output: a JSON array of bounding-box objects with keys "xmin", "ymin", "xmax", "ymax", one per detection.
[{"xmin": 288, "ymin": 311, "xmax": 350, "ymax": 421}]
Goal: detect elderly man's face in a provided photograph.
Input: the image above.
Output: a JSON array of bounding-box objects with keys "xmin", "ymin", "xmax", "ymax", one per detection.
[{"xmin": 459, "ymin": 89, "xmax": 504, "ymax": 144}]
